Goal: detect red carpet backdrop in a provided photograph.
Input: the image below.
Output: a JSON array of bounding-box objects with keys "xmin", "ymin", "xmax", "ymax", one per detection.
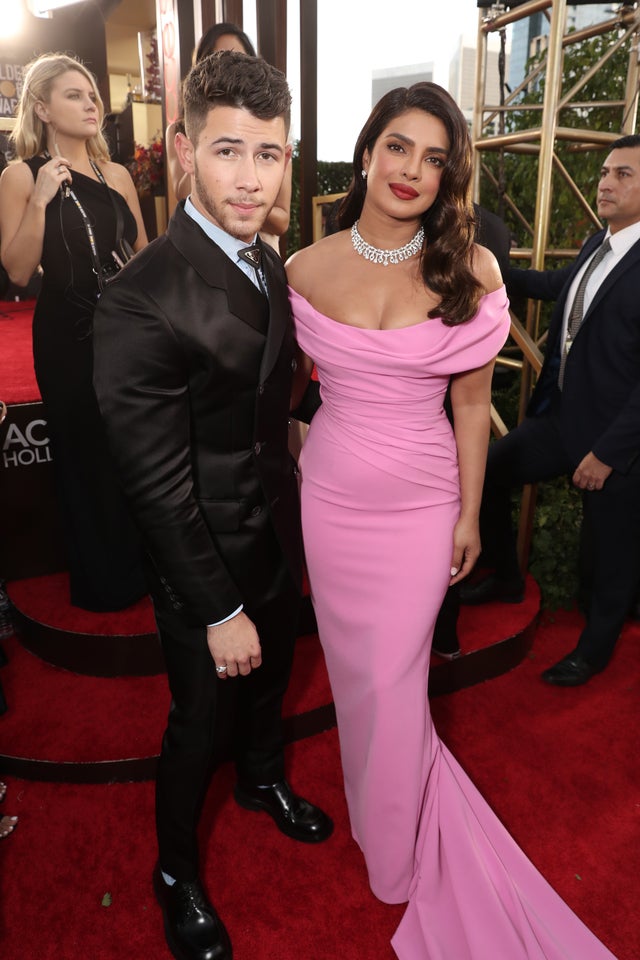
[{"xmin": 0, "ymin": 609, "xmax": 638, "ymax": 960}]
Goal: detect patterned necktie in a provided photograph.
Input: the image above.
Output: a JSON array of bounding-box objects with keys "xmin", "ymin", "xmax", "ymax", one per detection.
[
  {"xmin": 558, "ymin": 237, "xmax": 611, "ymax": 389},
  {"xmin": 238, "ymin": 244, "xmax": 268, "ymax": 296}
]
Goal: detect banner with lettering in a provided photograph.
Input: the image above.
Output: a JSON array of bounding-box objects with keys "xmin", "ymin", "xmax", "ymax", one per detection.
[
  {"xmin": 0, "ymin": 60, "xmax": 24, "ymax": 119},
  {"xmin": 0, "ymin": 400, "xmax": 66, "ymax": 579}
]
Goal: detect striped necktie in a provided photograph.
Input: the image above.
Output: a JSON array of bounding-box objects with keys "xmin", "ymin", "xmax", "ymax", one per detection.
[{"xmin": 558, "ymin": 237, "xmax": 611, "ymax": 389}]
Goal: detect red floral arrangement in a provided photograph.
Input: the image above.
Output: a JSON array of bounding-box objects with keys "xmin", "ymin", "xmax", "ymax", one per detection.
[{"xmin": 128, "ymin": 134, "xmax": 165, "ymax": 197}]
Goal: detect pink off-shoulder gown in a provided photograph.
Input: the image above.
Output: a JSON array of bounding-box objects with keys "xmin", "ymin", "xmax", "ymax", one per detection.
[{"xmin": 289, "ymin": 285, "xmax": 617, "ymax": 960}]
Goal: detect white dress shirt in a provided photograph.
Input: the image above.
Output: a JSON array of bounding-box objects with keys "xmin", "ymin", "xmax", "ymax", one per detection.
[{"xmin": 561, "ymin": 219, "xmax": 640, "ymax": 351}]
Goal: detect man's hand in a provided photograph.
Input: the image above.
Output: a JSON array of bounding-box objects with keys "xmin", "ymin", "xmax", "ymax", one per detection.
[
  {"xmin": 207, "ymin": 612, "xmax": 262, "ymax": 680},
  {"xmin": 572, "ymin": 452, "xmax": 612, "ymax": 492}
]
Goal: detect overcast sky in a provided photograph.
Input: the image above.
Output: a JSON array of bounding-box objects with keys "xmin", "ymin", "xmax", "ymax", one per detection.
[{"xmin": 246, "ymin": 0, "xmax": 491, "ymax": 161}]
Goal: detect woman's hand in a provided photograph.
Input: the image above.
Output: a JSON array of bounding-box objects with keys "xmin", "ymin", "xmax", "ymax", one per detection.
[
  {"xmin": 32, "ymin": 155, "xmax": 73, "ymax": 207},
  {"xmin": 449, "ymin": 514, "xmax": 481, "ymax": 585}
]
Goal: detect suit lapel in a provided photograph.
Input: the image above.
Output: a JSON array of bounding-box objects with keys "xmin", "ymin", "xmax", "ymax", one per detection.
[
  {"xmin": 167, "ymin": 205, "xmax": 268, "ymax": 336},
  {"xmin": 583, "ymin": 234, "xmax": 640, "ymax": 321}
]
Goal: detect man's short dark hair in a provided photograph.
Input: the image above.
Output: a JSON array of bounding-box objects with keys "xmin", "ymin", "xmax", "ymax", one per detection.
[
  {"xmin": 610, "ymin": 134, "xmax": 640, "ymax": 151},
  {"xmin": 183, "ymin": 50, "xmax": 291, "ymax": 144}
]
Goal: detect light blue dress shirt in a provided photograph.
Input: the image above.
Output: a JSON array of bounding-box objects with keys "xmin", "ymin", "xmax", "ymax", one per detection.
[{"xmin": 184, "ymin": 197, "xmax": 262, "ymax": 292}]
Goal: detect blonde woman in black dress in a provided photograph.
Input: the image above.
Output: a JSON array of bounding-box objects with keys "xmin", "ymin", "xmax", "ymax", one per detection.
[{"xmin": 0, "ymin": 53, "xmax": 148, "ymax": 610}]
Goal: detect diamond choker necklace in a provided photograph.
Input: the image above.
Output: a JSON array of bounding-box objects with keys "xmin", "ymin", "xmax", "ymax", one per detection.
[{"xmin": 350, "ymin": 220, "xmax": 424, "ymax": 267}]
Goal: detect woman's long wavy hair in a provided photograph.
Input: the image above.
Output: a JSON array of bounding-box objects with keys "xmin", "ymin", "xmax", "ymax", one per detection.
[
  {"xmin": 12, "ymin": 53, "xmax": 110, "ymax": 163},
  {"xmin": 338, "ymin": 82, "xmax": 482, "ymax": 326}
]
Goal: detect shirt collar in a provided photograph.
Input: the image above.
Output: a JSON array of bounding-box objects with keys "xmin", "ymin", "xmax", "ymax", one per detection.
[
  {"xmin": 184, "ymin": 196, "xmax": 258, "ymax": 264},
  {"xmin": 607, "ymin": 219, "xmax": 640, "ymax": 258}
]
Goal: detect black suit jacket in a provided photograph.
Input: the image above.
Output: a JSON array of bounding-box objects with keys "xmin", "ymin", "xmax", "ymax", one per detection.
[
  {"xmin": 507, "ymin": 230, "xmax": 640, "ymax": 474},
  {"xmin": 473, "ymin": 203, "xmax": 511, "ymax": 279},
  {"xmin": 92, "ymin": 203, "xmax": 302, "ymax": 625}
]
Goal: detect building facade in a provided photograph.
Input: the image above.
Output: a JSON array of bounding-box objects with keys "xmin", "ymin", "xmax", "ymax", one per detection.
[{"xmin": 508, "ymin": 3, "xmax": 611, "ymax": 91}]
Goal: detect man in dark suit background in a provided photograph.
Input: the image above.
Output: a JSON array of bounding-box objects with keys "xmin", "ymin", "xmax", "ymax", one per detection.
[
  {"xmin": 473, "ymin": 202, "xmax": 512, "ymax": 279},
  {"xmin": 459, "ymin": 134, "xmax": 640, "ymax": 687},
  {"xmin": 93, "ymin": 51, "xmax": 331, "ymax": 960}
]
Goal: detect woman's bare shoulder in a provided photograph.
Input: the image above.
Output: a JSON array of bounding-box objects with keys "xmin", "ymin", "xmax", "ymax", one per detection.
[
  {"xmin": 0, "ymin": 160, "xmax": 33, "ymax": 187},
  {"xmin": 0, "ymin": 161, "xmax": 34, "ymax": 209},
  {"xmin": 286, "ymin": 230, "xmax": 349, "ymax": 292},
  {"xmin": 103, "ymin": 159, "xmax": 130, "ymax": 184},
  {"xmin": 102, "ymin": 160, "xmax": 138, "ymax": 198},
  {"xmin": 471, "ymin": 241, "xmax": 503, "ymax": 295}
]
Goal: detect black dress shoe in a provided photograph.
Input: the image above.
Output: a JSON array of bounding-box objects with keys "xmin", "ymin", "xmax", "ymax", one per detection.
[
  {"xmin": 541, "ymin": 651, "xmax": 603, "ymax": 687},
  {"xmin": 431, "ymin": 639, "xmax": 462, "ymax": 660},
  {"xmin": 459, "ymin": 573, "xmax": 525, "ymax": 606},
  {"xmin": 153, "ymin": 864, "xmax": 232, "ymax": 960},
  {"xmin": 234, "ymin": 780, "xmax": 333, "ymax": 844},
  {"xmin": 431, "ymin": 614, "xmax": 462, "ymax": 660}
]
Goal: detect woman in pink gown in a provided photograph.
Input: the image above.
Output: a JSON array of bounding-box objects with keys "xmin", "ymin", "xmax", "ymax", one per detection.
[{"xmin": 286, "ymin": 82, "xmax": 617, "ymax": 960}]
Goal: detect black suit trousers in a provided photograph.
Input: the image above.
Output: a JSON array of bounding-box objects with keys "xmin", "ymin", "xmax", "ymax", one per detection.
[
  {"xmin": 153, "ymin": 575, "xmax": 300, "ymax": 880},
  {"xmin": 479, "ymin": 409, "xmax": 640, "ymax": 668}
]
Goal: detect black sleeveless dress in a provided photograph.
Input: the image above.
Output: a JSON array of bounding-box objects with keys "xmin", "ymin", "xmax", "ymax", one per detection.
[{"xmin": 27, "ymin": 156, "xmax": 146, "ymax": 611}]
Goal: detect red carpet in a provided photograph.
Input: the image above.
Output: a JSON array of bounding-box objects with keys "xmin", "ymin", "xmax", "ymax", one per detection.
[
  {"xmin": 0, "ymin": 631, "xmax": 331, "ymax": 764},
  {"xmin": 0, "ymin": 300, "xmax": 39, "ymax": 405},
  {"xmin": 8, "ymin": 572, "xmax": 156, "ymax": 636},
  {"xmin": 0, "ymin": 735, "xmax": 405, "ymax": 960},
  {"xmin": 6, "ymin": 568, "xmax": 539, "ymax": 647},
  {"xmin": 0, "ymin": 609, "xmax": 638, "ymax": 959},
  {"xmin": 9, "ymin": 570, "xmax": 317, "ymax": 637},
  {"xmin": 1, "ymin": 574, "xmax": 539, "ymax": 766}
]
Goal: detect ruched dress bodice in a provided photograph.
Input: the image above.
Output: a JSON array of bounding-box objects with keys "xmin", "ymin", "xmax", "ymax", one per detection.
[{"xmin": 290, "ymin": 285, "xmax": 509, "ymax": 499}]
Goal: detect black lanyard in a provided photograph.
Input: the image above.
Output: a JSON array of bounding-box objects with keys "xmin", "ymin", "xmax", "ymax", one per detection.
[{"xmin": 43, "ymin": 152, "xmax": 126, "ymax": 291}]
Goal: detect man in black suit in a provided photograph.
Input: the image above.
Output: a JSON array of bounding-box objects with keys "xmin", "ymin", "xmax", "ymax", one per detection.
[
  {"xmin": 93, "ymin": 51, "xmax": 332, "ymax": 960},
  {"xmin": 460, "ymin": 134, "xmax": 640, "ymax": 687},
  {"xmin": 473, "ymin": 202, "xmax": 512, "ymax": 279}
]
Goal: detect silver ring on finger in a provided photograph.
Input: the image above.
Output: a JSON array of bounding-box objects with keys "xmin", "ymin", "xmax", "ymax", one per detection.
[
  {"xmin": 587, "ymin": 482, "xmax": 595, "ymax": 490},
  {"xmin": 215, "ymin": 664, "xmax": 228, "ymax": 675}
]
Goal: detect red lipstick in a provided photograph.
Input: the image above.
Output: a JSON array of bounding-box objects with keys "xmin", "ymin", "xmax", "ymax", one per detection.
[{"xmin": 390, "ymin": 183, "xmax": 419, "ymax": 200}]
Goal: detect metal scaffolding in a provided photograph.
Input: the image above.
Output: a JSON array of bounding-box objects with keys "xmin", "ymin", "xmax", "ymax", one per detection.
[{"xmin": 472, "ymin": 0, "xmax": 640, "ymax": 567}]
